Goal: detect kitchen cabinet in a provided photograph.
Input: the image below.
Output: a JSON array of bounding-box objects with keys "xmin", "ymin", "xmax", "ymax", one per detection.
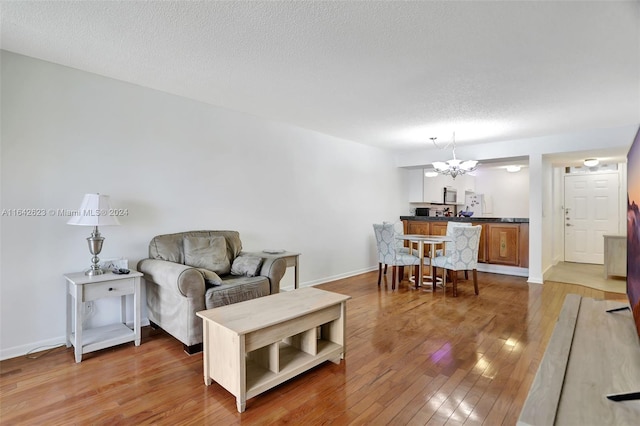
[
  {"xmin": 472, "ymin": 223, "xmax": 488, "ymax": 263},
  {"xmin": 487, "ymin": 224, "xmax": 520, "ymax": 266},
  {"xmin": 423, "ymin": 172, "xmax": 445, "ymax": 203},
  {"xmin": 405, "ymin": 220, "xmax": 448, "ymax": 237},
  {"xmin": 408, "ymin": 168, "xmax": 425, "ymax": 203},
  {"xmin": 430, "ymin": 222, "xmax": 448, "ymax": 236},
  {"xmin": 404, "ymin": 221, "xmax": 448, "ymax": 254},
  {"xmin": 402, "ymin": 219, "xmax": 529, "ymax": 268},
  {"xmin": 405, "ymin": 220, "xmax": 431, "ymax": 236}
]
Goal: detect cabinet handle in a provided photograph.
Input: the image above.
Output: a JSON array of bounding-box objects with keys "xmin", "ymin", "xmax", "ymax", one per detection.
[{"xmin": 108, "ymin": 287, "xmax": 114, "ymax": 291}]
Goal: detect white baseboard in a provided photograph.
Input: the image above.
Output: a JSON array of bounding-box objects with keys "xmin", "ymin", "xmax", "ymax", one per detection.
[
  {"xmin": 0, "ymin": 318, "xmax": 151, "ymax": 362},
  {"xmin": 301, "ymin": 264, "xmax": 531, "ymax": 288},
  {"xmin": 542, "ymin": 263, "xmax": 556, "ymax": 281},
  {"xmin": 301, "ymin": 266, "xmax": 378, "ymax": 288},
  {"xmin": 0, "ymin": 336, "xmax": 68, "ymax": 362},
  {"xmin": 476, "ymin": 263, "xmax": 529, "ymax": 277}
]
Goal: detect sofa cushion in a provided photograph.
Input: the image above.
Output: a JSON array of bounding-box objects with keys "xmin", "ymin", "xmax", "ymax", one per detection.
[
  {"xmin": 204, "ymin": 276, "xmax": 270, "ymax": 309},
  {"xmin": 150, "ymin": 234, "xmax": 184, "ymax": 263},
  {"xmin": 183, "ymin": 235, "xmax": 231, "ymax": 275},
  {"xmin": 196, "ymin": 268, "xmax": 223, "ymax": 286},
  {"xmin": 149, "ymin": 231, "xmax": 244, "ymax": 265},
  {"xmin": 231, "ymin": 255, "xmax": 263, "ymax": 277}
]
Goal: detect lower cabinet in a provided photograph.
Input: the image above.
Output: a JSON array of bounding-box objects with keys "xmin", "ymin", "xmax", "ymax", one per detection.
[
  {"xmin": 487, "ymin": 224, "xmax": 520, "ymax": 266},
  {"xmin": 405, "ymin": 220, "xmax": 448, "ymax": 237},
  {"xmin": 402, "ymin": 220, "xmax": 529, "ymax": 268},
  {"xmin": 430, "ymin": 222, "xmax": 448, "ymax": 236},
  {"xmin": 472, "ymin": 223, "xmax": 488, "ymax": 263},
  {"xmin": 406, "ymin": 220, "xmax": 431, "ymax": 235}
]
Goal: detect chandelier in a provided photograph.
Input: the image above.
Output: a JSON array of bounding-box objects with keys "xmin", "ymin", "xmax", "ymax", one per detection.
[{"xmin": 430, "ymin": 132, "xmax": 478, "ymax": 179}]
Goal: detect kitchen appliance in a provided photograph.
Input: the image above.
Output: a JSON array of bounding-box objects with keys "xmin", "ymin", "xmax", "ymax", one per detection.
[
  {"xmin": 415, "ymin": 208, "xmax": 430, "ymax": 216},
  {"xmin": 464, "ymin": 193, "xmax": 488, "ymax": 217},
  {"xmin": 443, "ymin": 187, "xmax": 457, "ymax": 204}
]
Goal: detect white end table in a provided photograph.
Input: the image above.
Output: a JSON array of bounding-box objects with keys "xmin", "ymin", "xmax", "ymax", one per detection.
[
  {"xmin": 245, "ymin": 251, "xmax": 301, "ymax": 289},
  {"xmin": 65, "ymin": 270, "xmax": 142, "ymax": 362}
]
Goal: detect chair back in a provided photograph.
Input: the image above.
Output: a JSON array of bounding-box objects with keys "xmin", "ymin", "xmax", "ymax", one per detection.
[
  {"xmin": 373, "ymin": 223, "xmax": 398, "ymax": 265},
  {"xmin": 446, "ymin": 225, "xmax": 482, "ymax": 270},
  {"xmin": 444, "ymin": 222, "xmax": 472, "ymax": 253},
  {"xmin": 383, "ymin": 221, "xmax": 406, "ymax": 252},
  {"xmin": 446, "ymin": 221, "xmax": 472, "ymax": 236}
]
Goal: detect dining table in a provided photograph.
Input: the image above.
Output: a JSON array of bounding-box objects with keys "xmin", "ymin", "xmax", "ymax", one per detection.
[{"xmin": 396, "ymin": 234, "xmax": 452, "ymax": 290}]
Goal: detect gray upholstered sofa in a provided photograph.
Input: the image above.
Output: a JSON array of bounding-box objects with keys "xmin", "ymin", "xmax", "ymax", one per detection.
[{"xmin": 137, "ymin": 230, "xmax": 286, "ymax": 353}]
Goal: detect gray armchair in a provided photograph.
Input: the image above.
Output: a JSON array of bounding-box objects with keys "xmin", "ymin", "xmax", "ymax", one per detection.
[{"xmin": 137, "ymin": 230, "xmax": 286, "ymax": 353}]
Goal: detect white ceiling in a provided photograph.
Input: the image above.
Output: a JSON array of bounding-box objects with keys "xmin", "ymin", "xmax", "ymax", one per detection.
[{"xmin": 1, "ymin": 1, "xmax": 639, "ymax": 153}]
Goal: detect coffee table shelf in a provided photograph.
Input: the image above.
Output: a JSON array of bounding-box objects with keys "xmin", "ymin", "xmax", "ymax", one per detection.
[
  {"xmin": 197, "ymin": 288, "xmax": 350, "ymax": 412},
  {"xmin": 246, "ymin": 339, "xmax": 343, "ymax": 397}
]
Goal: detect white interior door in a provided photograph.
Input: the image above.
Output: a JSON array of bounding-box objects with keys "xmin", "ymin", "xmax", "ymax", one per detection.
[{"xmin": 564, "ymin": 172, "xmax": 619, "ymax": 264}]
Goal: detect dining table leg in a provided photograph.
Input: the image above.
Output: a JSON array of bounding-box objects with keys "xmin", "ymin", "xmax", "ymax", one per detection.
[
  {"xmin": 417, "ymin": 241, "xmax": 424, "ymax": 289},
  {"xmin": 429, "ymin": 244, "xmax": 436, "ymax": 292}
]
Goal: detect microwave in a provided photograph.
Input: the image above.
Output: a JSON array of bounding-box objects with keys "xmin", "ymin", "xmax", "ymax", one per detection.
[
  {"xmin": 443, "ymin": 187, "xmax": 457, "ymax": 204},
  {"xmin": 415, "ymin": 208, "xmax": 430, "ymax": 216}
]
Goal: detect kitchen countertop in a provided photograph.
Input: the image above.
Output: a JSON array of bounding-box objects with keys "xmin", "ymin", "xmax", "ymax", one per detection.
[{"xmin": 400, "ymin": 216, "xmax": 529, "ymax": 223}]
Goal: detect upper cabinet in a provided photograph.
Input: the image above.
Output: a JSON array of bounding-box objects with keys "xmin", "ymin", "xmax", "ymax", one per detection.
[
  {"xmin": 424, "ymin": 172, "xmax": 445, "ymax": 203},
  {"xmin": 408, "ymin": 168, "xmax": 425, "ymax": 203}
]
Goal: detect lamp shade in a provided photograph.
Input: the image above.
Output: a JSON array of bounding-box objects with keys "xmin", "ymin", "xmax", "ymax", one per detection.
[{"xmin": 67, "ymin": 194, "xmax": 120, "ymax": 226}]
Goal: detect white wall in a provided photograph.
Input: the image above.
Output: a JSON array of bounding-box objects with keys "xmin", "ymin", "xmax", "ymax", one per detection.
[
  {"xmin": 0, "ymin": 51, "xmax": 407, "ymax": 359},
  {"xmin": 472, "ymin": 167, "xmax": 530, "ymax": 218},
  {"xmin": 540, "ymin": 157, "xmax": 554, "ymax": 279}
]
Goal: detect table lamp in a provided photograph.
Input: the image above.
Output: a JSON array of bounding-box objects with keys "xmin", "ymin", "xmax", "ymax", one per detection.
[{"xmin": 67, "ymin": 193, "xmax": 120, "ymax": 276}]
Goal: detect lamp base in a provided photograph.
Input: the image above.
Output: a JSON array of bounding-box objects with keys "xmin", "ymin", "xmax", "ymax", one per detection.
[
  {"xmin": 85, "ymin": 266, "xmax": 104, "ymax": 276},
  {"xmin": 85, "ymin": 227, "xmax": 105, "ymax": 276}
]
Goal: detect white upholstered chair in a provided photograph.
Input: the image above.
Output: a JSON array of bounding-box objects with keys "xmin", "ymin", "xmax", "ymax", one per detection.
[
  {"xmin": 383, "ymin": 220, "xmax": 412, "ymax": 254},
  {"xmin": 437, "ymin": 221, "xmax": 472, "ymax": 256},
  {"xmin": 373, "ymin": 223, "xmax": 422, "ymax": 290},
  {"xmin": 431, "ymin": 225, "xmax": 482, "ymax": 297}
]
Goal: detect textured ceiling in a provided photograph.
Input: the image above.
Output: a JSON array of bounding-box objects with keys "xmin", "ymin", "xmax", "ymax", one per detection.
[{"xmin": 1, "ymin": 1, "xmax": 639, "ymax": 152}]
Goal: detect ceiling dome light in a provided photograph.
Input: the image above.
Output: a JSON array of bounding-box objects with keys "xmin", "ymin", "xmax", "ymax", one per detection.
[
  {"xmin": 583, "ymin": 158, "xmax": 599, "ymax": 167},
  {"xmin": 506, "ymin": 165, "xmax": 521, "ymax": 173}
]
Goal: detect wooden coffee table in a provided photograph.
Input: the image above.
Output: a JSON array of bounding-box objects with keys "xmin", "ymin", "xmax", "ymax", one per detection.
[{"xmin": 196, "ymin": 287, "xmax": 350, "ymax": 412}]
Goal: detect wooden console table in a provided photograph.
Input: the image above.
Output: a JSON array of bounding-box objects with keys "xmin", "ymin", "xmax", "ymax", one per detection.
[
  {"xmin": 518, "ymin": 294, "xmax": 640, "ymax": 425},
  {"xmin": 197, "ymin": 287, "xmax": 350, "ymax": 412}
]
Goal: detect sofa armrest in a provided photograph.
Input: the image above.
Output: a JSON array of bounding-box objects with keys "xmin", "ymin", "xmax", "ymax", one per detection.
[
  {"xmin": 259, "ymin": 257, "xmax": 286, "ymax": 293},
  {"xmin": 137, "ymin": 258, "xmax": 205, "ymax": 298}
]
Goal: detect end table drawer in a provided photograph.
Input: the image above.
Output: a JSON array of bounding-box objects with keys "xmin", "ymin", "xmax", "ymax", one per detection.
[{"xmin": 84, "ymin": 279, "xmax": 134, "ymax": 301}]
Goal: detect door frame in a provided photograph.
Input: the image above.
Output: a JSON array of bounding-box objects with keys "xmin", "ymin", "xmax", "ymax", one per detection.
[{"xmin": 558, "ymin": 166, "xmax": 626, "ymax": 263}]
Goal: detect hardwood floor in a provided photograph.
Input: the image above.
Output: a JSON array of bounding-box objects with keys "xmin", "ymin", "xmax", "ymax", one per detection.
[{"xmin": 0, "ymin": 271, "xmax": 627, "ymax": 425}]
